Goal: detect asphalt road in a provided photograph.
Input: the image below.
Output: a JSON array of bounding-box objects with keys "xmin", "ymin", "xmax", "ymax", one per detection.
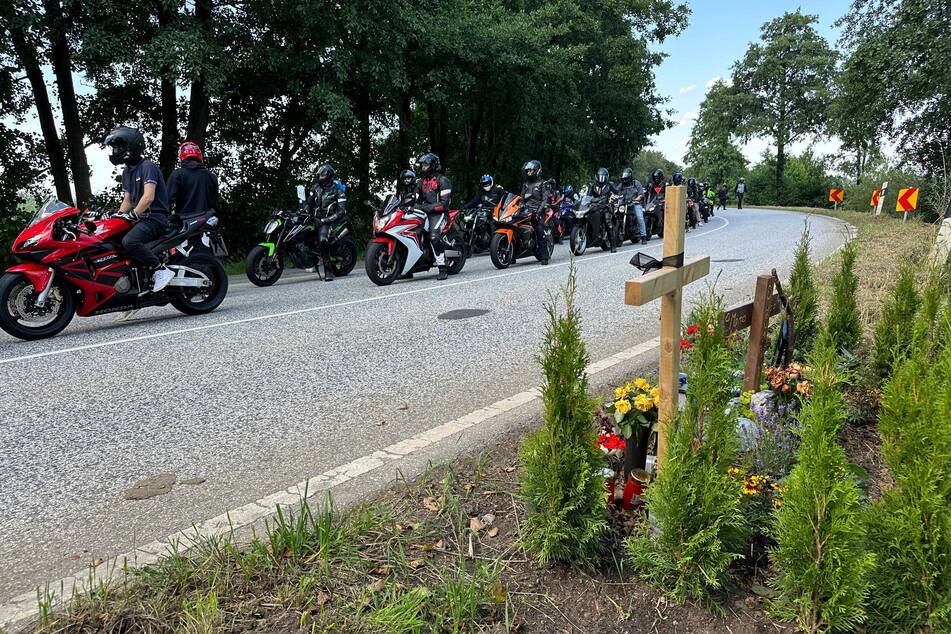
[{"xmin": 0, "ymin": 208, "xmax": 847, "ymax": 605}]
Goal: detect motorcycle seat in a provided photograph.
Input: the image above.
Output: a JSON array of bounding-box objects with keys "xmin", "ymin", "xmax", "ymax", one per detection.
[{"xmin": 145, "ymin": 213, "xmax": 213, "ymax": 254}]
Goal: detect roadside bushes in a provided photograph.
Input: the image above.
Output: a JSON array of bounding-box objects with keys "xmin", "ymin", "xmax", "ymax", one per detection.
[
  {"xmin": 520, "ymin": 263, "xmax": 607, "ymax": 564},
  {"xmin": 626, "ymin": 291, "xmax": 747, "ymax": 602},
  {"xmin": 871, "ymin": 261, "xmax": 919, "ymax": 378},
  {"xmin": 770, "ymin": 340, "xmax": 874, "ymax": 632},
  {"xmin": 788, "ymin": 224, "xmax": 819, "ymax": 359},
  {"xmin": 824, "ymin": 242, "xmax": 861, "ymax": 354}
]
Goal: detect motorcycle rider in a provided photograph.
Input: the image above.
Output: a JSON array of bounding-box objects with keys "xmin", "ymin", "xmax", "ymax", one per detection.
[
  {"xmin": 518, "ymin": 160, "xmax": 550, "ymax": 265},
  {"xmin": 686, "ymin": 177, "xmax": 702, "ymax": 228},
  {"xmin": 167, "ymin": 141, "xmax": 218, "ymax": 218},
  {"xmin": 645, "ymin": 168, "xmax": 666, "ymax": 205},
  {"xmin": 463, "ymin": 174, "xmax": 507, "ymax": 210},
  {"xmin": 559, "ymin": 184, "xmax": 579, "ymax": 237},
  {"xmin": 589, "ymin": 167, "xmax": 618, "ymax": 253},
  {"xmin": 618, "ymin": 167, "xmax": 647, "ymax": 244},
  {"xmin": 397, "ymin": 169, "xmax": 417, "ymax": 206},
  {"xmin": 306, "ymin": 164, "xmax": 347, "ymax": 282},
  {"xmin": 735, "ymin": 177, "xmax": 747, "ymax": 209},
  {"xmin": 415, "ymin": 153, "xmax": 452, "ymax": 280},
  {"xmin": 104, "ymin": 125, "xmax": 175, "ymax": 293}
]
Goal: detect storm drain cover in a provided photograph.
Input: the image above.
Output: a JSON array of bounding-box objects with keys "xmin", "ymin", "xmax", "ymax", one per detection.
[
  {"xmin": 438, "ymin": 308, "xmax": 490, "ymax": 320},
  {"xmin": 712, "ymin": 258, "xmax": 745, "ymax": 263}
]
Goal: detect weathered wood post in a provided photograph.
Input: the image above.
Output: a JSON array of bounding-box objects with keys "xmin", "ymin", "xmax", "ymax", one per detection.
[
  {"xmin": 743, "ymin": 274, "xmax": 775, "ymax": 392},
  {"xmin": 625, "ymin": 185, "xmax": 710, "ymax": 467}
]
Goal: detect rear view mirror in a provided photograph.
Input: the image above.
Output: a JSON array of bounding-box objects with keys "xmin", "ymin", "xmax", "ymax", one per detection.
[{"xmin": 296, "ymin": 185, "xmax": 306, "ymax": 202}]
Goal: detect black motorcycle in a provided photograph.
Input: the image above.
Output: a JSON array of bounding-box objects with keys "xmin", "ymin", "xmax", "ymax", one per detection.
[
  {"xmin": 461, "ymin": 205, "xmax": 494, "ymax": 256},
  {"xmin": 642, "ymin": 188, "xmax": 665, "ymax": 239},
  {"xmin": 568, "ymin": 193, "xmax": 612, "ymax": 256},
  {"xmin": 245, "ymin": 185, "xmax": 357, "ymax": 286}
]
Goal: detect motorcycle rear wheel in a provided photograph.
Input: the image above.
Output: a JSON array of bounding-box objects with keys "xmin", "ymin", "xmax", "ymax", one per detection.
[
  {"xmin": 365, "ymin": 241, "xmax": 404, "ymax": 286},
  {"xmin": 0, "ymin": 273, "xmax": 75, "ymax": 341},
  {"xmin": 171, "ymin": 255, "xmax": 229, "ymax": 315},
  {"xmin": 330, "ymin": 240, "xmax": 357, "ymax": 277},
  {"xmin": 490, "ymin": 233, "xmax": 514, "ymax": 269},
  {"xmin": 569, "ymin": 225, "xmax": 587, "ymax": 256},
  {"xmin": 447, "ymin": 248, "xmax": 467, "ymax": 275},
  {"xmin": 245, "ymin": 245, "xmax": 284, "ymax": 286}
]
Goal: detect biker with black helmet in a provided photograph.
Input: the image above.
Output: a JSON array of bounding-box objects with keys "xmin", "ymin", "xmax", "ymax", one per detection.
[
  {"xmin": 589, "ymin": 167, "xmax": 618, "ymax": 253},
  {"xmin": 618, "ymin": 167, "xmax": 647, "ymax": 244},
  {"xmin": 103, "ymin": 125, "xmax": 175, "ymax": 293},
  {"xmin": 518, "ymin": 160, "xmax": 551, "ymax": 265},
  {"xmin": 397, "ymin": 169, "xmax": 417, "ymax": 205},
  {"xmin": 645, "ymin": 168, "xmax": 666, "ymax": 206},
  {"xmin": 415, "ymin": 152, "xmax": 453, "ymax": 280},
  {"xmin": 303, "ymin": 164, "xmax": 348, "ymax": 281},
  {"xmin": 685, "ymin": 177, "xmax": 702, "ymax": 230}
]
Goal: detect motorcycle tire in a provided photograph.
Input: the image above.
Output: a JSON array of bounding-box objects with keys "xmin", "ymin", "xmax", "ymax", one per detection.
[
  {"xmin": 569, "ymin": 225, "xmax": 588, "ymax": 256},
  {"xmin": 365, "ymin": 241, "xmax": 404, "ymax": 286},
  {"xmin": 490, "ymin": 232, "xmax": 514, "ymax": 269},
  {"xmin": 171, "ymin": 254, "xmax": 229, "ymax": 315},
  {"xmin": 447, "ymin": 247, "xmax": 467, "ymax": 275},
  {"xmin": 0, "ymin": 273, "xmax": 75, "ymax": 341},
  {"xmin": 330, "ymin": 240, "xmax": 357, "ymax": 277},
  {"xmin": 245, "ymin": 245, "xmax": 284, "ymax": 287}
]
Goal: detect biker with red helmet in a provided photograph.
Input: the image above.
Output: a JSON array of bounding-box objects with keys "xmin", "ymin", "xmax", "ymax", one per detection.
[
  {"xmin": 167, "ymin": 141, "xmax": 218, "ymax": 217},
  {"xmin": 414, "ymin": 153, "xmax": 453, "ymax": 280}
]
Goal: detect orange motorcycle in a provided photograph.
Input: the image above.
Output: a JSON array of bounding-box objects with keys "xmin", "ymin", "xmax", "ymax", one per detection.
[{"xmin": 489, "ymin": 194, "xmax": 554, "ymax": 269}]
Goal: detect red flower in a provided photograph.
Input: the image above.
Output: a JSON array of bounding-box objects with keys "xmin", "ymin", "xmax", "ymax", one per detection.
[
  {"xmin": 597, "ymin": 433, "xmax": 625, "ymax": 451},
  {"xmin": 686, "ymin": 324, "xmax": 699, "ymax": 336},
  {"xmin": 680, "ymin": 338, "xmax": 693, "ymax": 351}
]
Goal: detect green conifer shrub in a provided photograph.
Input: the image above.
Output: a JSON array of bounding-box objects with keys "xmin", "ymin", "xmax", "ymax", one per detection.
[
  {"xmin": 788, "ymin": 223, "xmax": 820, "ymax": 360},
  {"xmin": 871, "ymin": 261, "xmax": 919, "ymax": 378},
  {"xmin": 824, "ymin": 242, "xmax": 861, "ymax": 354},
  {"xmin": 770, "ymin": 340, "xmax": 873, "ymax": 632},
  {"xmin": 865, "ymin": 295, "xmax": 951, "ymax": 632},
  {"xmin": 626, "ymin": 290, "xmax": 747, "ymax": 602},
  {"xmin": 519, "ymin": 263, "xmax": 607, "ymax": 565}
]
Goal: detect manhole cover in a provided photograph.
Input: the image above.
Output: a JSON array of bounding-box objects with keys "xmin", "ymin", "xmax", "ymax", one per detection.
[
  {"xmin": 438, "ymin": 308, "xmax": 490, "ymax": 320},
  {"xmin": 712, "ymin": 258, "xmax": 744, "ymax": 263}
]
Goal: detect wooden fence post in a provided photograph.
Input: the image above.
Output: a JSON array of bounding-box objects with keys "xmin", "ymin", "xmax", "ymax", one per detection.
[{"xmin": 743, "ymin": 274, "xmax": 775, "ymax": 392}]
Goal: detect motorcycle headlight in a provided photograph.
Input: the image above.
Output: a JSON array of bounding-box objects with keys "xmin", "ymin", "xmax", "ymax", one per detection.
[
  {"xmin": 19, "ymin": 235, "xmax": 41, "ymax": 249},
  {"xmin": 374, "ymin": 213, "xmax": 390, "ymax": 232},
  {"xmin": 264, "ymin": 219, "xmax": 280, "ymax": 234}
]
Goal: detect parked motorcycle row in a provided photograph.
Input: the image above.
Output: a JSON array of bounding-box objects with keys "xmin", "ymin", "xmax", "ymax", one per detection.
[{"xmin": 0, "ymin": 174, "xmax": 714, "ymax": 342}]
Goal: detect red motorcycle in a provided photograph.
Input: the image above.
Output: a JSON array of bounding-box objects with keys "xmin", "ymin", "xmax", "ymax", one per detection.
[{"xmin": 0, "ymin": 199, "xmax": 228, "ymax": 341}]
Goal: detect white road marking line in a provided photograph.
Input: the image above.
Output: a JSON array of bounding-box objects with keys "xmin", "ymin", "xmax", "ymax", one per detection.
[
  {"xmin": 0, "ymin": 335, "xmax": 662, "ymax": 628},
  {"xmin": 0, "ymin": 217, "xmax": 730, "ymax": 365}
]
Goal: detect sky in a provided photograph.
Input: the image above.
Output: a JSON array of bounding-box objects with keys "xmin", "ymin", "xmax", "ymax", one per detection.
[
  {"xmin": 14, "ymin": 0, "xmax": 856, "ymax": 195},
  {"xmin": 649, "ymin": 0, "xmax": 854, "ymax": 168}
]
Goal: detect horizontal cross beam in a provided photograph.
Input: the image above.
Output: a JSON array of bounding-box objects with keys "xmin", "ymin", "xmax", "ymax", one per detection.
[{"xmin": 624, "ymin": 256, "xmax": 711, "ymax": 307}]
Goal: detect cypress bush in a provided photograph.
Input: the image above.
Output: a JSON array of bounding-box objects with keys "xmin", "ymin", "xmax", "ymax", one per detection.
[
  {"xmin": 871, "ymin": 261, "xmax": 919, "ymax": 378},
  {"xmin": 788, "ymin": 223, "xmax": 819, "ymax": 359},
  {"xmin": 626, "ymin": 291, "xmax": 747, "ymax": 602},
  {"xmin": 866, "ymin": 281, "xmax": 951, "ymax": 632},
  {"xmin": 770, "ymin": 340, "xmax": 873, "ymax": 632},
  {"xmin": 824, "ymin": 242, "xmax": 861, "ymax": 354},
  {"xmin": 519, "ymin": 263, "xmax": 607, "ymax": 565}
]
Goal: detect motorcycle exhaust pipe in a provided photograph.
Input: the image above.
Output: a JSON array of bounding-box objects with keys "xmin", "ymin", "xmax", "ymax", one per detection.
[{"xmin": 336, "ymin": 227, "xmax": 350, "ymax": 240}]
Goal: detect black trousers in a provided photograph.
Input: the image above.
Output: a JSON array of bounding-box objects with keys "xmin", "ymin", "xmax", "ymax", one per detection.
[
  {"xmin": 531, "ymin": 210, "xmax": 550, "ymax": 261},
  {"xmin": 122, "ymin": 216, "xmax": 167, "ymax": 269},
  {"xmin": 737, "ymin": 193, "xmax": 744, "ymax": 209}
]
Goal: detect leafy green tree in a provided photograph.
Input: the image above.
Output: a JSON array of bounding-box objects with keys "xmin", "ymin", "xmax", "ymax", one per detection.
[
  {"xmin": 770, "ymin": 339, "xmax": 874, "ymax": 632},
  {"xmin": 520, "ymin": 264, "xmax": 607, "ymax": 565},
  {"xmin": 685, "ymin": 80, "xmax": 747, "ymax": 188},
  {"xmin": 626, "ymin": 290, "xmax": 747, "ymax": 602},
  {"xmin": 628, "ymin": 149, "xmax": 683, "ymax": 184},
  {"xmin": 824, "ymin": 242, "xmax": 862, "ymax": 354},
  {"xmin": 730, "ymin": 11, "xmax": 837, "ymax": 204}
]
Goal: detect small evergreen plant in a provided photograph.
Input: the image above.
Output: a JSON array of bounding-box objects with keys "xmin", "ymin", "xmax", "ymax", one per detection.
[
  {"xmin": 519, "ymin": 263, "xmax": 607, "ymax": 565},
  {"xmin": 871, "ymin": 260, "xmax": 919, "ymax": 378},
  {"xmin": 770, "ymin": 340, "xmax": 873, "ymax": 632},
  {"xmin": 626, "ymin": 290, "xmax": 747, "ymax": 602},
  {"xmin": 788, "ymin": 223, "xmax": 819, "ymax": 359},
  {"xmin": 866, "ymin": 282, "xmax": 951, "ymax": 632},
  {"xmin": 824, "ymin": 242, "xmax": 861, "ymax": 354}
]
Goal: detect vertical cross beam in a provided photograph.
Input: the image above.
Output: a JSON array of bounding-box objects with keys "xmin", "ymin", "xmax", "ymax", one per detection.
[
  {"xmin": 743, "ymin": 274, "xmax": 775, "ymax": 392},
  {"xmin": 656, "ymin": 185, "xmax": 686, "ymax": 464}
]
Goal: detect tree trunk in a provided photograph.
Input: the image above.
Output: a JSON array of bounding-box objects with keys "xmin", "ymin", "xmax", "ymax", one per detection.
[
  {"xmin": 775, "ymin": 134, "xmax": 786, "ymax": 204},
  {"xmin": 7, "ymin": 21, "xmax": 72, "ymax": 203},
  {"xmin": 157, "ymin": 1, "xmax": 179, "ymax": 177},
  {"xmin": 397, "ymin": 93, "xmax": 412, "ymax": 172},
  {"xmin": 185, "ymin": 0, "xmax": 212, "ymax": 147},
  {"xmin": 43, "ymin": 0, "xmax": 92, "ymax": 206},
  {"xmin": 356, "ymin": 95, "xmax": 373, "ymax": 226},
  {"xmin": 426, "ymin": 101, "xmax": 438, "ymax": 155}
]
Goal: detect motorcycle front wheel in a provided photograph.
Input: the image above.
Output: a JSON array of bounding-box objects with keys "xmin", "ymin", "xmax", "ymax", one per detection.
[
  {"xmin": 330, "ymin": 240, "xmax": 357, "ymax": 277},
  {"xmin": 490, "ymin": 232, "xmax": 514, "ymax": 269},
  {"xmin": 365, "ymin": 241, "xmax": 404, "ymax": 286},
  {"xmin": 171, "ymin": 254, "xmax": 229, "ymax": 315},
  {"xmin": 0, "ymin": 273, "xmax": 75, "ymax": 341},
  {"xmin": 569, "ymin": 225, "xmax": 587, "ymax": 256},
  {"xmin": 245, "ymin": 245, "xmax": 284, "ymax": 287}
]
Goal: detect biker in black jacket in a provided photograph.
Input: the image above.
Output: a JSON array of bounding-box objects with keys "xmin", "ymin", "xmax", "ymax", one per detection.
[
  {"xmin": 167, "ymin": 142, "xmax": 218, "ymax": 217},
  {"xmin": 307, "ymin": 163, "xmax": 347, "ymax": 281},
  {"xmin": 464, "ymin": 174, "xmax": 507, "ymax": 210},
  {"xmin": 618, "ymin": 167, "xmax": 647, "ymax": 243},
  {"xmin": 589, "ymin": 167, "xmax": 618, "ymax": 252},
  {"xmin": 644, "ymin": 168, "xmax": 667, "ymax": 206},
  {"xmin": 518, "ymin": 160, "xmax": 550, "ymax": 265},
  {"xmin": 415, "ymin": 153, "xmax": 453, "ymax": 280}
]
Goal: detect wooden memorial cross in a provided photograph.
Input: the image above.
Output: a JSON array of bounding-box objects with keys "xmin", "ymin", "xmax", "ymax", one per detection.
[{"xmin": 624, "ymin": 185, "xmax": 710, "ymax": 466}]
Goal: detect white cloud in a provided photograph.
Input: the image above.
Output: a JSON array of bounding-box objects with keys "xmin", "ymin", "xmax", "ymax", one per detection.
[
  {"xmin": 705, "ymin": 76, "xmax": 722, "ymax": 88},
  {"xmin": 678, "ymin": 84, "xmax": 697, "ymax": 95}
]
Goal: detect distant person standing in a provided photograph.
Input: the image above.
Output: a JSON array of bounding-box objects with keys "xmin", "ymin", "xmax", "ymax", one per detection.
[
  {"xmin": 167, "ymin": 141, "xmax": 218, "ymax": 217},
  {"xmin": 717, "ymin": 184, "xmax": 728, "ymax": 210},
  {"xmin": 735, "ymin": 177, "xmax": 747, "ymax": 209}
]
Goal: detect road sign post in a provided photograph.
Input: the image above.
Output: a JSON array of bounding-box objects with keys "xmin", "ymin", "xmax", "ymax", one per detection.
[
  {"xmin": 624, "ymin": 185, "xmax": 710, "ymax": 467},
  {"xmin": 875, "ymin": 181, "xmax": 889, "ymax": 216},
  {"xmin": 829, "ymin": 188, "xmax": 844, "ymax": 210}
]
